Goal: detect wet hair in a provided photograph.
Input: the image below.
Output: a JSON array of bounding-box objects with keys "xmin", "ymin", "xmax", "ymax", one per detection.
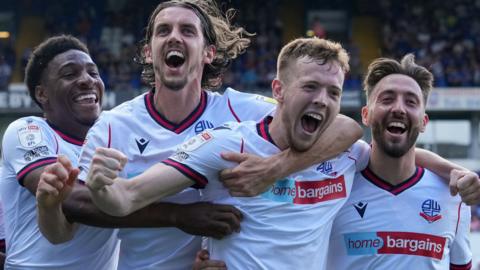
[
  {"xmin": 137, "ymin": 0, "xmax": 252, "ymax": 90},
  {"xmin": 25, "ymin": 35, "xmax": 89, "ymax": 108},
  {"xmin": 363, "ymin": 53, "xmax": 433, "ymax": 104},
  {"xmin": 277, "ymin": 37, "xmax": 350, "ymax": 83}
]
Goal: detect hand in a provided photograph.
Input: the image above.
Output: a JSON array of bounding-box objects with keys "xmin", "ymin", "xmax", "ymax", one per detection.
[
  {"xmin": 174, "ymin": 202, "xmax": 243, "ymax": 239},
  {"xmin": 449, "ymin": 169, "xmax": 480, "ymax": 205},
  {"xmin": 193, "ymin": 249, "xmax": 227, "ymax": 270},
  {"xmin": 219, "ymin": 152, "xmax": 277, "ymax": 197},
  {"xmin": 36, "ymin": 155, "xmax": 79, "ymax": 209},
  {"xmin": 86, "ymin": 147, "xmax": 127, "ymax": 191}
]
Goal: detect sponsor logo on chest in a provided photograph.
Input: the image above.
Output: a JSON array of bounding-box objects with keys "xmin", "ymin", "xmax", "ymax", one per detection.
[
  {"xmin": 343, "ymin": 231, "xmax": 446, "ymax": 260},
  {"xmin": 261, "ymin": 175, "xmax": 347, "ymax": 204}
]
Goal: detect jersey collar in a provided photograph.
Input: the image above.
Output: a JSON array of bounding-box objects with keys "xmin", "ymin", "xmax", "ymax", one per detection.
[
  {"xmin": 144, "ymin": 89, "xmax": 208, "ymax": 134},
  {"xmin": 256, "ymin": 116, "xmax": 277, "ymax": 146},
  {"xmin": 361, "ymin": 166, "xmax": 425, "ymax": 195},
  {"xmin": 46, "ymin": 120, "xmax": 85, "ymax": 146}
]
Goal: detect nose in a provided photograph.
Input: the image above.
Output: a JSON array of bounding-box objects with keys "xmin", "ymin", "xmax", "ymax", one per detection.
[
  {"xmin": 312, "ymin": 89, "xmax": 328, "ymax": 107},
  {"xmin": 391, "ymin": 98, "xmax": 406, "ymax": 116},
  {"xmin": 77, "ymin": 71, "xmax": 95, "ymax": 88},
  {"xmin": 167, "ymin": 27, "xmax": 182, "ymax": 45}
]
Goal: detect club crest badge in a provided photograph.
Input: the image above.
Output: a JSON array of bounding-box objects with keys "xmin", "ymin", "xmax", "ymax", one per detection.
[{"xmin": 420, "ymin": 199, "xmax": 442, "ymax": 223}]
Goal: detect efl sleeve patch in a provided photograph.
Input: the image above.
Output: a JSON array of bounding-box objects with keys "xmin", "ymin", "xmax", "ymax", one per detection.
[
  {"xmin": 17, "ymin": 124, "xmax": 43, "ymax": 148},
  {"xmin": 255, "ymin": 95, "xmax": 277, "ymax": 105},
  {"xmin": 179, "ymin": 131, "xmax": 213, "ymax": 152}
]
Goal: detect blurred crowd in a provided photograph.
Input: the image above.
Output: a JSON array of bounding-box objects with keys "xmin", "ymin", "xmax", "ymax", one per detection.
[
  {"xmin": 3, "ymin": 0, "xmax": 480, "ymax": 91},
  {"xmin": 378, "ymin": 0, "xmax": 480, "ymax": 87}
]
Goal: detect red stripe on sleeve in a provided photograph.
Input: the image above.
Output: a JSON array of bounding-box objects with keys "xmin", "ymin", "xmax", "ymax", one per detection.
[{"xmin": 450, "ymin": 260, "xmax": 472, "ymax": 270}]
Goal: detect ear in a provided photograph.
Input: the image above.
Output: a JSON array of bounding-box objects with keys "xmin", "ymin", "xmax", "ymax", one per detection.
[
  {"xmin": 420, "ymin": 113, "xmax": 429, "ymax": 133},
  {"xmin": 361, "ymin": 105, "xmax": 370, "ymax": 126},
  {"xmin": 143, "ymin": 44, "xmax": 153, "ymax": 64},
  {"xmin": 35, "ymin": 85, "xmax": 48, "ymax": 106},
  {"xmin": 203, "ymin": 45, "xmax": 216, "ymax": 64},
  {"xmin": 271, "ymin": 79, "xmax": 284, "ymax": 103}
]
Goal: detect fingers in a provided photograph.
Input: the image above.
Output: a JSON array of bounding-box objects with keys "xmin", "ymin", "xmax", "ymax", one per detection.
[
  {"xmin": 37, "ymin": 173, "xmax": 63, "ymax": 197},
  {"xmin": 211, "ymin": 204, "xmax": 243, "ymax": 221},
  {"xmin": 220, "ymin": 152, "xmax": 248, "ymax": 163},
  {"xmin": 95, "ymin": 147, "xmax": 128, "ymax": 169},
  {"xmin": 457, "ymin": 172, "xmax": 480, "ymax": 205},
  {"xmin": 67, "ymin": 168, "xmax": 80, "ymax": 187},
  {"xmin": 86, "ymin": 174, "xmax": 115, "ymax": 190},
  {"xmin": 57, "ymin": 155, "xmax": 73, "ymax": 172},
  {"xmin": 194, "ymin": 260, "xmax": 227, "ymax": 270},
  {"xmin": 44, "ymin": 162, "xmax": 69, "ymax": 181},
  {"xmin": 449, "ymin": 169, "xmax": 463, "ymax": 196}
]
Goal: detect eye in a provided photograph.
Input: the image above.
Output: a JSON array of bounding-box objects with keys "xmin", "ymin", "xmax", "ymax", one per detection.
[
  {"xmin": 156, "ymin": 25, "xmax": 170, "ymax": 36},
  {"xmin": 302, "ymin": 84, "xmax": 316, "ymax": 92},
  {"xmin": 329, "ymin": 88, "xmax": 341, "ymax": 98},
  {"xmin": 182, "ymin": 27, "xmax": 196, "ymax": 36},
  {"xmin": 88, "ymin": 69, "xmax": 100, "ymax": 77},
  {"xmin": 406, "ymin": 99, "xmax": 418, "ymax": 106}
]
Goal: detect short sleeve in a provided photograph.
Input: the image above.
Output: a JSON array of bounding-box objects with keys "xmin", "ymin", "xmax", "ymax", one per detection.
[
  {"xmin": 162, "ymin": 127, "xmax": 243, "ymax": 189},
  {"xmin": 449, "ymin": 202, "xmax": 472, "ymax": 269},
  {"xmin": 223, "ymin": 88, "xmax": 276, "ymax": 122},
  {"xmin": 349, "ymin": 140, "xmax": 371, "ymax": 172},
  {"xmin": 1, "ymin": 118, "xmax": 57, "ymax": 186}
]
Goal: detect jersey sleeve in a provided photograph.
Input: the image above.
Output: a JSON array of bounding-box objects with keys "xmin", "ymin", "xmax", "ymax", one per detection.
[
  {"xmin": 162, "ymin": 127, "xmax": 243, "ymax": 189},
  {"xmin": 1, "ymin": 118, "xmax": 57, "ymax": 186},
  {"xmin": 77, "ymin": 113, "xmax": 113, "ymax": 182},
  {"xmin": 223, "ymin": 88, "xmax": 276, "ymax": 122},
  {"xmin": 349, "ymin": 140, "xmax": 371, "ymax": 172},
  {"xmin": 449, "ymin": 202, "xmax": 472, "ymax": 270}
]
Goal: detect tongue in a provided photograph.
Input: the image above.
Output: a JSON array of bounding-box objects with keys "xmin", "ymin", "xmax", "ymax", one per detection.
[
  {"xmin": 301, "ymin": 116, "xmax": 318, "ymax": 133},
  {"xmin": 166, "ymin": 55, "xmax": 184, "ymax": 68},
  {"xmin": 387, "ymin": 126, "xmax": 404, "ymax": 134}
]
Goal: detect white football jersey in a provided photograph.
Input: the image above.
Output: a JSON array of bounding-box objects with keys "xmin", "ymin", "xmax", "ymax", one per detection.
[
  {"xmin": 164, "ymin": 118, "xmax": 370, "ymax": 269},
  {"xmin": 77, "ymin": 88, "xmax": 275, "ymax": 270},
  {"xmin": 0, "ymin": 116, "xmax": 119, "ymax": 270},
  {"xmin": 328, "ymin": 167, "xmax": 472, "ymax": 270}
]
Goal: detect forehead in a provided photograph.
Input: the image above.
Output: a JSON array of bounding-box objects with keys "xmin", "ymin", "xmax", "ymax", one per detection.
[
  {"xmin": 155, "ymin": 6, "xmax": 203, "ymax": 29},
  {"xmin": 289, "ymin": 57, "xmax": 344, "ymax": 87},
  {"xmin": 48, "ymin": 49, "xmax": 94, "ymax": 71},
  {"xmin": 372, "ymin": 74, "xmax": 422, "ymax": 99}
]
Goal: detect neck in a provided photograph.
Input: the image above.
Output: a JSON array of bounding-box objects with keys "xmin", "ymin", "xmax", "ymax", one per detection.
[
  {"xmin": 268, "ymin": 112, "xmax": 289, "ymax": 150},
  {"xmin": 45, "ymin": 114, "xmax": 89, "ymax": 141},
  {"xmin": 153, "ymin": 82, "xmax": 202, "ymax": 124},
  {"xmin": 368, "ymin": 142, "xmax": 416, "ymax": 185}
]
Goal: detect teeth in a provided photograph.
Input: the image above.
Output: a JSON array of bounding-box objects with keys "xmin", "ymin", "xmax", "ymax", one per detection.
[
  {"xmin": 166, "ymin": 51, "xmax": 184, "ymax": 59},
  {"xmin": 75, "ymin": 94, "xmax": 97, "ymax": 102},
  {"xmin": 306, "ymin": 113, "xmax": 322, "ymax": 121},
  {"xmin": 388, "ymin": 122, "xmax": 406, "ymax": 129}
]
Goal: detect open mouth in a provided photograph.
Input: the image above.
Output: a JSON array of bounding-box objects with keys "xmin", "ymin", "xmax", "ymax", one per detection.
[
  {"xmin": 301, "ymin": 113, "xmax": 322, "ymax": 133},
  {"xmin": 73, "ymin": 93, "xmax": 98, "ymax": 105},
  {"xmin": 165, "ymin": 51, "xmax": 185, "ymax": 68},
  {"xmin": 386, "ymin": 121, "xmax": 407, "ymax": 134}
]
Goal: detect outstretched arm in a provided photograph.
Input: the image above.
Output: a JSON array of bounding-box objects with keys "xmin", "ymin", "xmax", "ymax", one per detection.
[
  {"xmin": 87, "ymin": 148, "xmax": 194, "ymax": 216},
  {"xmin": 415, "ymin": 148, "xmax": 480, "ymax": 205},
  {"xmin": 220, "ymin": 114, "xmax": 362, "ymax": 196},
  {"xmin": 36, "ymin": 153, "xmax": 242, "ymax": 244}
]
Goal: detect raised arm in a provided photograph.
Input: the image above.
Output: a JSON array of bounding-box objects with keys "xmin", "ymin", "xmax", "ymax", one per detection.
[
  {"xmin": 86, "ymin": 147, "xmax": 194, "ymax": 216},
  {"xmin": 36, "ymin": 156, "xmax": 79, "ymax": 244},
  {"xmin": 220, "ymin": 114, "xmax": 362, "ymax": 196}
]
